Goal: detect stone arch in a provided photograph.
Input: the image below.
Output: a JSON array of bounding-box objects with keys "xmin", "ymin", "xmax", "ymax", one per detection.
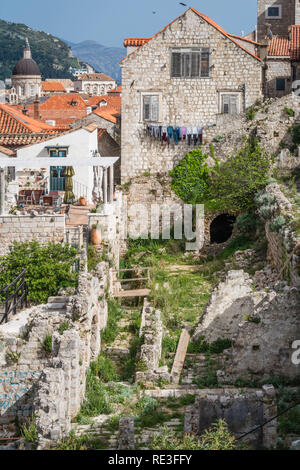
[{"xmin": 210, "ymin": 214, "xmax": 236, "ymax": 244}]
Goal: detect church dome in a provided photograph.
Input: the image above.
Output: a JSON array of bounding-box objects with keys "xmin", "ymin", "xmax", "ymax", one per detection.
[
  {"xmin": 12, "ymin": 39, "xmax": 41, "ymax": 76},
  {"xmin": 12, "ymin": 58, "xmax": 41, "ymax": 76}
]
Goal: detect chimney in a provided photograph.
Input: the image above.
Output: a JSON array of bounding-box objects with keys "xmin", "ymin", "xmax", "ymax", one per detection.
[{"xmin": 34, "ymin": 95, "xmax": 40, "ymax": 120}]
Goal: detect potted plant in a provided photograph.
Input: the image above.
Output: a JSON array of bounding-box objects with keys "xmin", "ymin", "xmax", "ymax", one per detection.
[
  {"xmin": 90, "ymin": 222, "xmax": 101, "ymax": 246},
  {"xmin": 79, "ymin": 196, "xmax": 86, "ymax": 206}
]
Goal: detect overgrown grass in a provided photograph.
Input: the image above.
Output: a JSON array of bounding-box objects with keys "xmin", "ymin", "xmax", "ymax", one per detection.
[
  {"xmin": 54, "ymin": 430, "xmax": 108, "ymax": 450},
  {"xmin": 101, "ymin": 299, "xmax": 124, "ymax": 345},
  {"xmin": 188, "ymin": 337, "xmax": 232, "ymax": 354}
]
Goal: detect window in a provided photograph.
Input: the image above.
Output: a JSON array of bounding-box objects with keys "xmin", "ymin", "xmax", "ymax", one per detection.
[
  {"xmin": 276, "ymin": 78, "xmax": 285, "ymax": 91},
  {"xmin": 143, "ymin": 95, "xmax": 159, "ymax": 121},
  {"xmin": 221, "ymin": 94, "xmax": 239, "ymax": 115},
  {"xmin": 265, "ymin": 5, "xmax": 282, "ymax": 18},
  {"xmin": 49, "ymin": 149, "xmax": 67, "ymax": 158},
  {"xmin": 171, "ymin": 48, "xmax": 210, "ymax": 78}
]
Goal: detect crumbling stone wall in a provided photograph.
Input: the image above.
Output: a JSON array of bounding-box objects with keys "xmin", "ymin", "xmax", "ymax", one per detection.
[
  {"xmin": 136, "ymin": 299, "xmax": 170, "ymax": 383},
  {"xmin": 0, "ymin": 263, "xmax": 109, "ymax": 448},
  {"xmin": 184, "ymin": 385, "xmax": 277, "ymax": 449},
  {"xmin": 0, "ymin": 215, "xmax": 65, "ymax": 256},
  {"xmin": 193, "ymin": 270, "xmax": 300, "ymax": 383},
  {"xmin": 262, "ymin": 183, "xmax": 300, "ymax": 287}
]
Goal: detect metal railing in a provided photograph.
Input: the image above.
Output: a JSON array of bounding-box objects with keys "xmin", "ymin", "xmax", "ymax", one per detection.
[{"xmin": 0, "ymin": 270, "xmax": 28, "ymax": 324}]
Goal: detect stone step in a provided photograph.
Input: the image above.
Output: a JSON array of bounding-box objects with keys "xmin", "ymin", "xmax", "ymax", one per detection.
[
  {"xmin": 48, "ymin": 296, "xmax": 70, "ymax": 303},
  {"xmin": 47, "ymin": 303, "xmax": 67, "ymax": 311}
]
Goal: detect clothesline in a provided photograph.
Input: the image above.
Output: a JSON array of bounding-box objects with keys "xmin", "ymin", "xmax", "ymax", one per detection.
[{"xmin": 145, "ymin": 123, "xmax": 216, "ymax": 146}]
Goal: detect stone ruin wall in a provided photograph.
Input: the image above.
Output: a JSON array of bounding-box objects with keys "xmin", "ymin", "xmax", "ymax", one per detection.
[
  {"xmin": 184, "ymin": 385, "xmax": 277, "ymax": 449},
  {"xmin": 0, "ymin": 262, "xmax": 109, "ymax": 448},
  {"xmin": 135, "ymin": 299, "xmax": 170, "ymax": 383},
  {"xmin": 263, "ymin": 183, "xmax": 300, "ymax": 287}
]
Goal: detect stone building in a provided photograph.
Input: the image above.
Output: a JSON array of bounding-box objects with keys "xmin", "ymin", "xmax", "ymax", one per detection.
[
  {"xmin": 120, "ymin": 8, "xmax": 263, "ymax": 182},
  {"xmin": 11, "ymin": 39, "xmax": 41, "ymax": 104},
  {"xmin": 74, "ymin": 73, "xmax": 117, "ymax": 96},
  {"xmin": 257, "ymin": 0, "xmax": 300, "ymax": 42}
]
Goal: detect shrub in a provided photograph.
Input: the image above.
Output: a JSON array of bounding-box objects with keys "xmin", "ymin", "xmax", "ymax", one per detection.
[
  {"xmin": 58, "ymin": 321, "xmax": 70, "ymax": 335},
  {"xmin": 169, "ymin": 147, "xmax": 210, "ymax": 204},
  {"xmin": 0, "ymin": 241, "xmax": 78, "ymax": 304},
  {"xmin": 269, "ymin": 215, "xmax": 286, "ymax": 233},
  {"xmin": 188, "ymin": 337, "xmax": 232, "ymax": 354},
  {"xmin": 150, "ymin": 420, "xmax": 235, "ymax": 450},
  {"xmin": 284, "ymin": 107, "xmax": 295, "ymax": 117},
  {"xmin": 235, "ymin": 213, "xmax": 257, "ymax": 233},
  {"xmin": 138, "ymin": 396, "xmax": 158, "ymax": 416},
  {"xmin": 21, "ymin": 416, "xmax": 37, "ymax": 444},
  {"xmin": 102, "ymin": 299, "xmax": 124, "ymax": 345},
  {"xmin": 89, "ymin": 355, "xmax": 118, "ymax": 383},
  {"xmin": 205, "ymin": 138, "xmax": 270, "ymax": 212},
  {"xmin": 80, "ymin": 372, "xmax": 112, "ymax": 416},
  {"xmin": 41, "ymin": 334, "xmax": 52, "ymax": 355},
  {"xmin": 255, "ymin": 192, "xmax": 277, "ymax": 220},
  {"xmin": 246, "ymin": 107, "xmax": 256, "ymax": 121}
]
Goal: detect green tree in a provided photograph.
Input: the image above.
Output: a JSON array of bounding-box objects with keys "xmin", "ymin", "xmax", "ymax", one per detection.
[
  {"xmin": 170, "ymin": 148, "xmax": 210, "ymax": 204},
  {"xmin": 205, "ymin": 138, "xmax": 270, "ymax": 212},
  {"xmin": 0, "ymin": 241, "xmax": 78, "ymax": 304}
]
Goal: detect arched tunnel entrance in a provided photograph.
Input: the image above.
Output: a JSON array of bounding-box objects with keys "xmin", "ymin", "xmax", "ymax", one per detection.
[{"xmin": 210, "ymin": 214, "xmax": 236, "ymax": 244}]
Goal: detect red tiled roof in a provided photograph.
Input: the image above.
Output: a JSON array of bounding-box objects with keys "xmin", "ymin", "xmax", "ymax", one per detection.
[
  {"xmin": 108, "ymin": 85, "xmax": 122, "ymax": 93},
  {"xmin": 94, "ymin": 107, "xmax": 119, "ymax": 124},
  {"xmin": 123, "ymin": 38, "xmax": 151, "ymax": 47},
  {"xmin": 0, "ymin": 103, "xmax": 62, "ymax": 134},
  {"xmin": 228, "ymin": 34, "xmax": 261, "ymax": 46},
  {"xmin": 40, "ymin": 93, "xmax": 87, "ymax": 110},
  {"xmin": 268, "ymin": 37, "xmax": 290, "ymax": 57},
  {"xmin": 121, "ymin": 8, "xmax": 262, "ymax": 63},
  {"xmin": 42, "ymin": 81, "xmax": 66, "ymax": 92},
  {"xmin": 291, "ymin": 25, "xmax": 300, "ymax": 60},
  {"xmin": 77, "ymin": 73, "xmax": 115, "ymax": 82},
  {"xmin": 88, "ymin": 94, "xmax": 121, "ymax": 113}
]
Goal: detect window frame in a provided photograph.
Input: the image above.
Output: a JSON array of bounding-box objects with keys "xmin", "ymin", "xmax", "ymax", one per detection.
[
  {"xmin": 140, "ymin": 92, "xmax": 162, "ymax": 123},
  {"xmin": 276, "ymin": 78, "xmax": 286, "ymax": 91},
  {"xmin": 265, "ymin": 4, "xmax": 282, "ymax": 19},
  {"xmin": 219, "ymin": 92, "xmax": 241, "ymax": 115},
  {"xmin": 170, "ymin": 48, "xmax": 211, "ymax": 79}
]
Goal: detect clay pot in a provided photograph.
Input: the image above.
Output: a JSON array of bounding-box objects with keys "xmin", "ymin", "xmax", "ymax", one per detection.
[
  {"xmin": 91, "ymin": 226, "xmax": 101, "ymax": 245},
  {"xmin": 79, "ymin": 197, "xmax": 86, "ymax": 206}
]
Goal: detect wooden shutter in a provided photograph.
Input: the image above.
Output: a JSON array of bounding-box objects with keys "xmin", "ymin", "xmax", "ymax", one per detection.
[
  {"xmin": 150, "ymin": 96, "xmax": 159, "ymax": 121},
  {"xmin": 200, "ymin": 49, "xmax": 210, "ymax": 77},
  {"xmin": 182, "ymin": 53, "xmax": 191, "ymax": 77},
  {"xmin": 191, "ymin": 52, "xmax": 200, "ymax": 77},
  {"xmin": 143, "ymin": 95, "xmax": 151, "ymax": 121},
  {"xmin": 171, "ymin": 52, "xmax": 182, "ymax": 77}
]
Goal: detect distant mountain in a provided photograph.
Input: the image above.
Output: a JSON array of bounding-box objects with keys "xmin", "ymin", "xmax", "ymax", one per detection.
[
  {"xmin": 69, "ymin": 40, "xmax": 125, "ymax": 82},
  {"xmin": 0, "ymin": 18, "xmax": 82, "ymax": 81}
]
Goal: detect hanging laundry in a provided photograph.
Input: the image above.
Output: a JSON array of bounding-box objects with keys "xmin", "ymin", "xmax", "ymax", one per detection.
[{"xmin": 167, "ymin": 126, "xmax": 174, "ymax": 145}]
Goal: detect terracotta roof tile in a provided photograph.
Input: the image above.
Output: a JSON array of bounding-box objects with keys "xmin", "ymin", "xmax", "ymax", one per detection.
[
  {"xmin": 77, "ymin": 73, "xmax": 115, "ymax": 82},
  {"xmin": 121, "ymin": 8, "xmax": 262, "ymax": 63},
  {"xmin": 88, "ymin": 94, "xmax": 121, "ymax": 113},
  {"xmin": 0, "ymin": 103, "xmax": 62, "ymax": 134},
  {"xmin": 93, "ymin": 108, "xmax": 118, "ymax": 123},
  {"xmin": 268, "ymin": 37, "xmax": 290, "ymax": 57},
  {"xmin": 123, "ymin": 38, "xmax": 151, "ymax": 47},
  {"xmin": 108, "ymin": 85, "xmax": 122, "ymax": 93},
  {"xmin": 42, "ymin": 81, "xmax": 66, "ymax": 92},
  {"xmin": 228, "ymin": 34, "xmax": 261, "ymax": 46},
  {"xmin": 291, "ymin": 25, "xmax": 300, "ymax": 60},
  {"xmin": 40, "ymin": 93, "xmax": 87, "ymax": 110}
]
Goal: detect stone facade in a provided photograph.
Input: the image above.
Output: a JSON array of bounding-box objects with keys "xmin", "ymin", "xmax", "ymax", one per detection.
[
  {"xmin": 121, "ymin": 8, "xmax": 263, "ymax": 182},
  {"xmin": 257, "ymin": 0, "xmax": 297, "ymax": 42},
  {"xmin": 0, "ymin": 264, "xmax": 109, "ymax": 447},
  {"xmin": 0, "ymin": 215, "xmax": 65, "ymax": 256},
  {"xmin": 265, "ymin": 58, "xmax": 292, "ymax": 98},
  {"xmin": 184, "ymin": 385, "xmax": 277, "ymax": 449}
]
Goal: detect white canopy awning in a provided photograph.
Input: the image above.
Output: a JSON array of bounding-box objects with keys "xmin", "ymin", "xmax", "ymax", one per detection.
[{"xmin": 0, "ymin": 156, "xmax": 119, "ymax": 169}]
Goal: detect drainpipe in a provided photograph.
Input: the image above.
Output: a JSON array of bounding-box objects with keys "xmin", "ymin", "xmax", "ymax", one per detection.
[{"xmin": 0, "ymin": 168, "xmax": 6, "ymax": 215}]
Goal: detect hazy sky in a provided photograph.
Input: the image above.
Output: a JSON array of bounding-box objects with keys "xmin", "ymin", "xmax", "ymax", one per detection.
[{"xmin": 0, "ymin": 0, "xmax": 257, "ymax": 48}]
